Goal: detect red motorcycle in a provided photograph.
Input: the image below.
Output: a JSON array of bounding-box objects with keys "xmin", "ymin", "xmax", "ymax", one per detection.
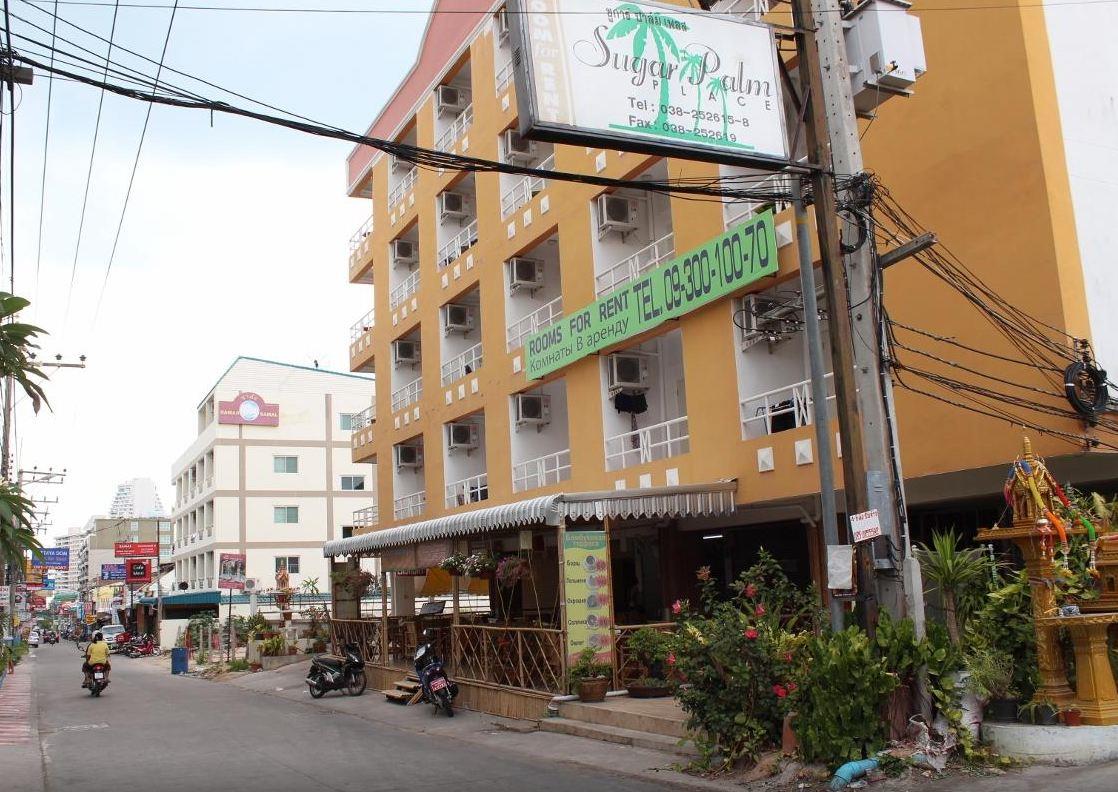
[
  {"xmin": 109, "ymin": 631, "xmax": 134, "ymax": 655},
  {"xmin": 125, "ymin": 634, "xmax": 160, "ymax": 658},
  {"xmin": 88, "ymin": 663, "xmax": 108, "ymax": 696}
]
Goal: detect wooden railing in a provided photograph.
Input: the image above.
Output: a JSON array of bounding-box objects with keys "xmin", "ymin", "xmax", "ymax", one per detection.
[
  {"xmin": 452, "ymin": 624, "xmax": 565, "ymax": 694},
  {"xmin": 612, "ymin": 622, "xmax": 677, "ymax": 689},
  {"xmin": 329, "ymin": 619, "xmax": 382, "ymax": 665}
]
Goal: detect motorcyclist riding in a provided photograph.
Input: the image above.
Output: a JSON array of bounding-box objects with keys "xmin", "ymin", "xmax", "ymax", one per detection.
[{"xmin": 82, "ymin": 632, "xmax": 111, "ymax": 688}]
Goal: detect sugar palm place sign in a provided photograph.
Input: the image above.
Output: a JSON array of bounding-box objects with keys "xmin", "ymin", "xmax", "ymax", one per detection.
[{"xmin": 508, "ymin": 0, "xmax": 788, "ymax": 165}]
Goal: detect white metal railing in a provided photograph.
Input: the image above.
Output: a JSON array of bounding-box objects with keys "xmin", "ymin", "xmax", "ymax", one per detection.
[
  {"xmin": 349, "ymin": 216, "xmax": 373, "ymax": 253},
  {"xmin": 350, "ymin": 308, "xmax": 376, "ymax": 342},
  {"xmin": 595, "ymin": 232, "xmax": 675, "ymax": 296},
  {"xmin": 435, "ymin": 104, "xmax": 474, "ymax": 152},
  {"xmin": 605, "ymin": 415, "xmax": 690, "ymax": 471},
  {"xmin": 445, "ymin": 473, "xmax": 489, "ymax": 508},
  {"xmin": 513, "ymin": 449, "xmax": 571, "ymax": 493},
  {"xmin": 436, "ymin": 218, "xmax": 479, "ymax": 269},
  {"xmin": 388, "ymin": 166, "xmax": 418, "ymax": 208},
  {"xmin": 740, "ymin": 372, "xmax": 836, "ymax": 440},
  {"xmin": 495, "ymin": 60, "xmax": 515, "ymax": 94},
  {"xmin": 389, "ymin": 269, "xmax": 421, "ymax": 309},
  {"xmin": 506, "ymin": 295, "xmax": 563, "ymax": 351},
  {"xmin": 721, "ymin": 0, "xmax": 770, "ymax": 21},
  {"xmin": 394, "ymin": 491, "xmax": 426, "ymax": 520},
  {"xmin": 391, "ymin": 378, "xmax": 423, "ymax": 413},
  {"xmin": 724, "ymin": 172, "xmax": 791, "ymax": 229},
  {"xmin": 353, "ymin": 505, "xmax": 379, "ymax": 527},
  {"xmin": 500, "ymin": 154, "xmax": 554, "ymax": 216},
  {"xmin": 441, "ymin": 341, "xmax": 483, "ymax": 385},
  {"xmin": 352, "ymin": 404, "xmax": 375, "ymax": 431}
]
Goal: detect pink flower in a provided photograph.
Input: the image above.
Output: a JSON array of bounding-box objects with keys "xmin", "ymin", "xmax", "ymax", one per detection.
[
  {"xmin": 696, "ymin": 566, "xmax": 711, "ymax": 582},
  {"xmin": 754, "ymin": 604, "xmax": 766, "ymax": 617},
  {"xmin": 773, "ymin": 684, "xmax": 788, "ymax": 699},
  {"xmin": 667, "ymin": 653, "xmax": 676, "ymax": 667},
  {"xmin": 671, "ymin": 600, "xmax": 682, "ymax": 615},
  {"xmin": 744, "ymin": 627, "xmax": 759, "ymax": 640},
  {"xmin": 784, "ymin": 653, "xmax": 793, "ymax": 663},
  {"xmin": 787, "ymin": 682, "xmax": 797, "ymax": 692},
  {"xmin": 745, "ymin": 584, "xmax": 757, "ymax": 598}
]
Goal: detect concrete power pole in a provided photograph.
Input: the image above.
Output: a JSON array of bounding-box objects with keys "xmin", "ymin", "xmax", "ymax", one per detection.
[{"xmin": 791, "ymin": 0, "xmax": 910, "ymax": 626}]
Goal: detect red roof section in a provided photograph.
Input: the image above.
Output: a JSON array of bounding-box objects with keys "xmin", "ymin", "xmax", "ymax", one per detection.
[{"xmin": 346, "ymin": 0, "xmax": 489, "ymax": 193}]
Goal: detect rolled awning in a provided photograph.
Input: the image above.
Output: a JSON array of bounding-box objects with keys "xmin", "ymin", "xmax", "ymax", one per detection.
[{"xmin": 323, "ymin": 480, "xmax": 737, "ymax": 557}]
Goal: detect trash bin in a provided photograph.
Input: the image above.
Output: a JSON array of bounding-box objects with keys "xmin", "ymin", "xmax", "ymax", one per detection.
[{"xmin": 170, "ymin": 647, "xmax": 188, "ymax": 675}]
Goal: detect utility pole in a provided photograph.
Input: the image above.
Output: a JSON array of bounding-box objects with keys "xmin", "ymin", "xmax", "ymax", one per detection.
[{"xmin": 791, "ymin": 0, "xmax": 910, "ymax": 627}]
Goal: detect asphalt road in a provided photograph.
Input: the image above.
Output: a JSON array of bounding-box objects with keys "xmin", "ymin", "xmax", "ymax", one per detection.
[{"xmin": 29, "ymin": 644, "xmax": 667, "ymax": 792}]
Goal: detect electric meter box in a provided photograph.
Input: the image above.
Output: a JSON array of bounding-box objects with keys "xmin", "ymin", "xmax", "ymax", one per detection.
[{"xmin": 843, "ymin": 0, "xmax": 927, "ymax": 117}]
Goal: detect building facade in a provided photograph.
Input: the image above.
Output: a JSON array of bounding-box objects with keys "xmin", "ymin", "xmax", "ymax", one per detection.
[
  {"xmin": 109, "ymin": 477, "xmax": 167, "ymax": 520},
  {"xmin": 170, "ymin": 357, "xmax": 376, "ymax": 594},
  {"xmin": 53, "ymin": 525, "xmax": 86, "ymax": 593},
  {"xmin": 79, "ymin": 516, "xmax": 167, "ymax": 617}
]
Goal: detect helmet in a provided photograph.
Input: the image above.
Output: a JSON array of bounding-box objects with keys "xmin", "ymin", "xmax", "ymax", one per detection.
[{"xmin": 93, "ymin": 632, "xmax": 103, "ymax": 641}]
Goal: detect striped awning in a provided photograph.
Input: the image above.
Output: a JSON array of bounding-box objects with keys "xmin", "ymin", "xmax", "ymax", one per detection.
[{"xmin": 322, "ymin": 480, "xmax": 737, "ymax": 557}]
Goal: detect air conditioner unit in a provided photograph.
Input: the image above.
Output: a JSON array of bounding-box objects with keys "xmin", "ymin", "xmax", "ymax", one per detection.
[
  {"xmin": 439, "ymin": 191, "xmax": 468, "ymax": 222},
  {"xmin": 442, "ymin": 303, "xmax": 476, "ymax": 336},
  {"xmin": 515, "ymin": 393, "xmax": 551, "ymax": 429},
  {"xmin": 437, "ymin": 85, "xmax": 468, "ymax": 116},
  {"xmin": 391, "ymin": 239, "xmax": 417, "ymax": 266},
  {"xmin": 447, "ymin": 422, "xmax": 480, "ymax": 452},
  {"xmin": 392, "ymin": 339, "xmax": 421, "ymax": 367},
  {"xmin": 596, "ymin": 194, "xmax": 639, "ymax": 239},
  {"xmin": 497, "ymin": 7, "xmax": 510, "ymax": 42},
  {"xmin": 243, "ymin": 578, "xmax": 258, "ymax": 592},
  {"xmin": 607, "ymin": 353, "xmax": 648, "ymax": 393},
  {"xmin": 739, "ymin": 294, "xmax": 799, "ymax": 351},
  {"xmin": 508, "ymin": 257, "xmax": 545, "ymax": 293},
  {"xmin": 502, "ymin": 129, "xmax": 535, "ymax": 165},
  {"xmin": 394, "ymin": 444, "xmax": 424, "ymax": 469}
]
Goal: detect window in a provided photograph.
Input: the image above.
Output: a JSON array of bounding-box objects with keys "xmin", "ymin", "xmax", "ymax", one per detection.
[
  {"xmin": 340, "ymin": 475, "xmax": 366, "ymax": 491},
  {"xmin": 275, "ymin": 556, "xmax": 300, "ymax": 574},
  {"xmin": 342, "ymin": 526, "xmax": 354, "ymax": 539},
  {"xmin": 273, "ymin": 456, "xmax": 298, "ymax": 473},
  {"xmin": 273, "ymin": 506, "xmax": 299, "ymax": 524},
  {"xmin": 339, "ymin": 413, "xmax": 358, "ymax": 431}
]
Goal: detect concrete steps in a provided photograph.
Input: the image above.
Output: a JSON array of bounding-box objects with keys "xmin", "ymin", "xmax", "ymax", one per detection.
[
  {"xmin": 540, "ymin": 717, "xmax": 697, "ymax": 756},
  {"xmin": 556, "ymin": 699, "xmax": 688, "ymax": 739}
]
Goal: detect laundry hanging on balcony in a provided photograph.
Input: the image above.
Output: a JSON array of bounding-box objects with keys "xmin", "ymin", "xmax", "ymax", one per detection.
[{"xmin": 613, "ymin": 392, "xmax": 648, "ymax": 414}]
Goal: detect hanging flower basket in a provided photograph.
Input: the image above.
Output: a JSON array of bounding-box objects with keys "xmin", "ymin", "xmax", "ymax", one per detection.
[
  {"xmin": 462, "ymin": 552, "xmax": 497, "ymax": 578},
  {"xmin": 439, "ymin": 554, "xmax": 467, "ymax": 576},
  {"xmin": 496, "ymin": 555, "xmax": 532, "ymax": 589}
]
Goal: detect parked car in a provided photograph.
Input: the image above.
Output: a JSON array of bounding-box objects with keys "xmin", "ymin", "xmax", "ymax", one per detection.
[
  {"xmin": 99, "ymin": 624, "xmax": 126, "ymax": 643},
  {"xmin": 27, "ymin": 630, "xmax": 40, "ymax": 647}
]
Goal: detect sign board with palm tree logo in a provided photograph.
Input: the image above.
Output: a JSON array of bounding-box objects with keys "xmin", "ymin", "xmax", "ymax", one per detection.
[{"xmin": 507, "ymin": 0, "xmax": 788, "ymax": 166}]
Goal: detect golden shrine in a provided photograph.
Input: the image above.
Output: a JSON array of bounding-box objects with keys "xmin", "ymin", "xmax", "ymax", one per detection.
[{"xmin": 975, "ymin": 438, "xmax": 1118, "ymax": 726}]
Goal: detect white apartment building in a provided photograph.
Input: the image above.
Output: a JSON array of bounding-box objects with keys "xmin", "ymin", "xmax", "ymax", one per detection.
[
  {"xmin": 170, "ymin": 357, "xmax": 376, "ymax": 593},
  {"xmin": 109, "ymin": 477, "xmax": 167, "ymax": 519},
  {"xmin": 53, "ymin": 525, "xmax": 87, "ymax": 593}
]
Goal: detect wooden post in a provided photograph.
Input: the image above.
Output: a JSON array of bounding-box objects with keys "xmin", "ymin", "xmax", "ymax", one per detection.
[
  {"xmin": 516, "ymin": 630, "xmax": 525, "ymax": 689},
  {"xmin": 603, "ymin": 516, "xmax": 619, "ymax": 690},
  {"xmin": 452, "ymin": 540, "xmax": 461, "ymax": 627},
  {"xmin": 557, "ymin": 518, "xmax": 569, "ymax": 689},
  {"xmin": 379, "ymin": 570, "xmax": 389, "ymax": 665}
]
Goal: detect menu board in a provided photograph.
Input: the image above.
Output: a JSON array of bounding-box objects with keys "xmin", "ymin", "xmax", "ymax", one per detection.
[{"xmin": 563, "ymin": 530, "xmax": 613, "ymax": 664}]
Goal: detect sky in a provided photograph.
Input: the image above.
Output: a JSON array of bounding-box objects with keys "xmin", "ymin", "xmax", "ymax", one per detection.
[{"xmin": 4, "ymin": 0, "xmax": 433, "ymax": 538}]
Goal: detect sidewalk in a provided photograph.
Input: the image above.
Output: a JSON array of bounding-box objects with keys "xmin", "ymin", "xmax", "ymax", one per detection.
[{"xmin": 0, "ymin": 653, "xmax": 44, "ymax": 792}]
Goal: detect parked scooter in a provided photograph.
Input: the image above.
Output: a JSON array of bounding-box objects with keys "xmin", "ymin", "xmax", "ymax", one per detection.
[
  {"xmin": 306, "ymin": 643, "xmax": 367, "ymax": 698},
  {"xmin": 88, "ymin": 663, "xmax": 108, "ymax": 697},
  {"xmin": 414, "ymin": 630, "xmax": 457, "ymax": 717},
  {"xmin": 126, "ymin": 634, "xmax": 160, "ymax": 658}
]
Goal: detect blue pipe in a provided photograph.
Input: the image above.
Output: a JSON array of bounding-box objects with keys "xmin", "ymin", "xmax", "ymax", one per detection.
[{"xmin": 829, "ymin": 758, "xmax": 879, "ymax": 791}]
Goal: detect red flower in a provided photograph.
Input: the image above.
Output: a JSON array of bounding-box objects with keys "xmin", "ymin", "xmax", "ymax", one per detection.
[
  {"xmin": 745, "ymin": 584, "xmax": 757, "ymax": 598},
  {"xmin": 784, "ymin": 653, "xmax": 793, "ymax": 663},
  {"xmin": 744, "ymin": 627, "xmax": 759, "ymax": 640},
  {"xmin": 754, "ymin": 604, "xmax": 766, "ymax": 617},
  {"xmin": 671, "ymin": 600, "xmax": 682, "ymax": 615},
  {"xmin": 667, "ymin": 652, "xmax": 676, "ymax": 667},
  {"xmin": 787, "ymin": 682, "xmax": 797, "ymax": 692},
  {"xmin": 773, "ymin": 684, "xmax": 788, "ymax": 698}
]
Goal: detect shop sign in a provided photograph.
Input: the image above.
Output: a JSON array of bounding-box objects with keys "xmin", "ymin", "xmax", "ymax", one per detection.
[
  {"xmin": 218, "ymin": 553, "xmax": 246, "ymax": 590},
  {"xmin": 850, "ymin": 509, "xmax": 882, "ymax": 543},
  {"xmin": 126, "ymin": 559, "xmax": 152, "ymax": 585},
  {"xmin": 508, "ymin": 0, "xmax": 788, "ymax": 166},
  {"xmin": 218, "ymin": 392, "xmax": 279, "ymax": 426},
  {"xmin": 114, "ymin": 542, "xmax": 160, "ymax": 558},
  {"xmin": 562, "ymin": 530, "xmax": 613, "ymax": 664},
  {"xmin": 101, "ymin": 564, "xmax": 127, "ymax": 581},
  {"xmin": 31, "ymin": 547, "xmax": 70, "ymax": 568},
  {"xmin": 0, "ymin": 585, "xmax": 8, "ymax": 601},
  {"xmin": 525, "ymin": 210, "xmax": 777, "ymax": 378}
]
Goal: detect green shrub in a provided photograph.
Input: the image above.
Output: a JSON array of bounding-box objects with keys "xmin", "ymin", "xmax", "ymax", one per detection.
[
  {"xmin": 964, "ymin": 570, "xmax": 1037, "ymax": 700},
  {"xmin": 226, "ymin": 659, "xmax": 250, "ymax": 672}
]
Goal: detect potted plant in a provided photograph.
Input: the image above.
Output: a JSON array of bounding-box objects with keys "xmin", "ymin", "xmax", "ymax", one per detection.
[
  {"xmin": 965, "ymin": 647, "xmax": 1017, "ymax": 722},
  {"xmin": 260, "ymin": 635, "xmax": 286, "ymax": 657},
  {"xmin": 1062, "ymin": 707, "xmax": 1083, "ymax": 726},
  {"xmin": 331, "ymin": 568, "xmax": 376, "ymax": 598},
  {"xmin": 1019, "ymin": 696, "xmax": 1060, "ymax": 726},
  {"xmin": 496, "ymin": 555, "xmax": 531, "ymax": 589},
  {"xmin": 462, "ymin": 552, "xmax": 497, "ymax": 579},
  {"xmin": 438, "ymin": 554, "xmax": 467, "ymax": 576},
  {"xmin": 624, "ymin": 626, "xmax": 674, "ymax": 698},
  {"xmin": 569, "ymin": 646, "xmax": 612, "ymax": 702}
]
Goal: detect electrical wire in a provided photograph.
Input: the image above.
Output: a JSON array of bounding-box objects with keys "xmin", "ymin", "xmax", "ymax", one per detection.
[{"xmin": 31, "ymin": 0, "xmax": 57, "ymax": 313}]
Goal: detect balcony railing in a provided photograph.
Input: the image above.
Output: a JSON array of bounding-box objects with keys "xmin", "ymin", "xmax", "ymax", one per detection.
[
  {"xmin": 721, "ymin": 0, "xmax": 770, "ymax": 20},
  {"xmin": 352, "ymin": 404, "xmax": 375, "ymax": 431},
  {"xmin": 349, "ymin": 216, "xmax": 373, "ymax": 253},
  {"xmin": 595, "ymin": 232, "xmax": 675, "ymax": 296},
  {"xmin": 435, "ymin": 104, "xmax": 474, "ymax": 152},
  {"xmin": 350, "ymin": 308, "xmax": 376, "ymax": 342},
  {"xmin": 500, "ymin": 154, "xmax": 554, "ymax": 217},
  {"xmin": 495, "ymin": 60, "xmax": 515, "ymax": 94},
  {"xmin": 436, "ymin": 218, "xmax": 479, "ymax": 269},
  {"xmin": 388, "ymin": 166, "xmax": 418, "ymax": 208},
  {"xmin": 506, "ymin": 295, "xmax": 562, "ymax": 351},
  {"xmin": 391, "ymin": 378, "xmax": 423, "ymax": 413},
  {"xmin": 352, "ymin": 505, "xmax": 379, "ymax": 528},
  {"xmin": 724, "ymin": 172, "xmax": 791, "ymax": 229},
  {"xmin": 445, "ymin": 472, "xmax": 489, "ymax": 508},
  {"xmin": 740, "ymin": 372, "xmax": 836, "ymax": 440},
  {"xmin": 605, "ymin": 415, "xmax": 690, "ymax": 471},
  {"xmin": 389, "ymin": 269, "xmax": 420, "ymax": 309},
  {"xmin": 394, "ymin": 491, "xmax": 426, "ymax": 520},
  {"xmin": 512, "ymin": 449, "xmax": 571, "ymax": 493},
  {"xmin": 441, "ymin": 341, "xmax": 483, "ymax": 385}
]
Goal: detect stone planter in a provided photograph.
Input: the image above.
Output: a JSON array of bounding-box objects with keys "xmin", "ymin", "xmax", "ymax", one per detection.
[
  {"xmin": 985, "ymin": 697, "xmax": 1020, "ymax": 723},
  {"xmin": 260, "ymin": 654, "xmax": 307, "ymax": 671},
  {"xmin": 577, "ymin": 677, "xmax": 609, "ymax": 703}
]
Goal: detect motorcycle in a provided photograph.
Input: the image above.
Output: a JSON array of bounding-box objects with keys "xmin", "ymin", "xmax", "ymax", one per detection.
[
  {"xmin": 126, "ymin": 634, "xmax": 160, "ymax": 658},
  {"xmin": 88, "ymin": 663, "xmax": 108, "ymax": 697},
  {"xmin": 306, "ymin": 643, "xmax": 367, "ymax": 698},
  {"xmin": 109, "ymin": 632, "xmax": 134, "ymax": 655},
  {"xmin": 414, "ymin": 630, "xmax": 457, "ymax": 717},
  {"xmin": 44, "ymin": 632, "xmax": 58, "ymax": 645}
]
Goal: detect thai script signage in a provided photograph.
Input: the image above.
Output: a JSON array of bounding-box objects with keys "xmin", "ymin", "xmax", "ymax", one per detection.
[
  {"xmin": 115, "ymin": 542, "xmax": 160, "ymax": 558},
  {"xmin": 525, "ymin": 210, "xmax": 778, "ymax": 378},
  {"xmin": 563, "ymin": 530, "xmax": 613, "ymax": 664},
  {"xmin": 218, "ymin": 392, "xmax": 280, "ymax": 426}
]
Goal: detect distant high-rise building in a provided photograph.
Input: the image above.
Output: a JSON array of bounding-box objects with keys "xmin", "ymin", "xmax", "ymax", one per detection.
[
  {"xmin": 109, "ymin": 478, "xmax": 166, "ymax": 519},
  {"xmin": 53, "ymin": 525, "xmax": 87, "ymax": 593}
]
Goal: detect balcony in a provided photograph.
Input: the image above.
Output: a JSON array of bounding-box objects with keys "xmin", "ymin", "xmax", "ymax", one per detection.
[
  {"xmin": 435, "ymin": 104, "xmax": 473, "ymax": 153},
  {"xmin": 389, "ymin": 269, "xmax": 421, "ymax": 310},
  {"xmin": 388, "ymin": 166, "xmax": 418, "ymax": 209},
  {"xmin": 739, "ymin": 373, "xmax": 835, "ymax": 440},
  {"xmin": 507, "ymin": 295, "xmax": 562, "ymax": 352},
  {"xmin": 724, "ymin": 172, "xmax": 791, "ymax": 230},
  {"xmin": 393, "ymin": 490, "xmax": 426, "ymax": 521},
  {"xmin": 353, "ymin": 505, "xmax": 379, "ymax": 528},
  {"xmin": 595, "ymin": 232, "xmax": 675, "ymax": 297},
  {"xmin": 351, "ymin": 404, "xmax": 376, "ymax": 459},
  {"xmin": 720, "ymin": 0, "xmax": 771, "ymax": 21},
  {"xmin": 436, "ymin": 219, "xmax": 479, "ymax": 270},
  {"xmin": 495, "ymin": 61, "xmax": 514, "ymax": 95},
  {"xmin": 350, "ymin": 309, "xmax": 376, "ymax": 344},
  {"xmin": 500, "ymin": 154, "xmax": 554, "ymax": 217},
  {"xmin": 349, "ymin": 308, "xmax": 376, "ymax": 372},
  {"xmin": 513, "ymin": 449, "xmax": 571, "ymax": 493},
  {"xmin": 445, "ymin": 473, "xmax": 489, "ymax": 508},
  {"xmin": 391, "ymin": 378, "xmax": 423, "ymax": 413},
  {"xmin": 349, "ymin": 216, "xmax": 375, "ymax": 284},
  {"xmin": 441, "ymin": 341, "xmax": 483, "ymax": 386},
  {"xmin": 605, "ymin": 415, "xmax": 690, "ymax": 471}
]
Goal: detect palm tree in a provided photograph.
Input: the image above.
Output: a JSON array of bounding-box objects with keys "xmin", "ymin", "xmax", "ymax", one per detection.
[
  {"xmin": 679, "ymin": 50, "xmax": 705, "ymax": 132},
  {"xmin": 606, "ymin": 4, "xmax": 682, "ymax": 131},
  {"xmin": 0, "ymin": 292, "xmax": 48, "ymax": 413},
  {"xmin": 915, "ymin": 529, "xmax": 988, "ymax": 645},
  {"xmin": 0, "ymin": 481, "xmax": 41, "ymax": 568},
  {"xmin": 706, "ymin": 76, "xmax": 730, "ymax": 141}
]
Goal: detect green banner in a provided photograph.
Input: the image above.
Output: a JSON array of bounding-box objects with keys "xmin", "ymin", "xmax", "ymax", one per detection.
[{"xmin": 524, "ymin": 210, "xmax": 778, "ymax": 379}]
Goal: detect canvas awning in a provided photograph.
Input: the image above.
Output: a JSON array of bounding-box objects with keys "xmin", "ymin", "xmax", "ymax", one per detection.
[{"xmin": 323, "ymin": 480, "xmax": 737, "ymax": 557}]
